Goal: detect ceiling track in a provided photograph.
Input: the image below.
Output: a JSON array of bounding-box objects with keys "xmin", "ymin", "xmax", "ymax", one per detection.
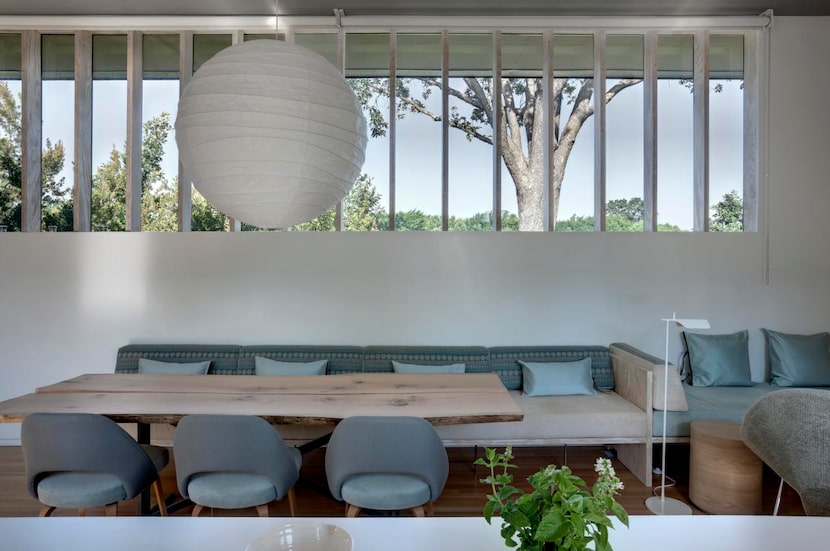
[{"xmin": 0, "ymin": 13, "xmax": 772, "ymax": 33}]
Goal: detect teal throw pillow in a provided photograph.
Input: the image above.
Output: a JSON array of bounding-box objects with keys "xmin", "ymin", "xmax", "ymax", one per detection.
[
  {"xmin": 137, "ymin": 358, "xmax": 210, "ymax": 375},
  {"xmin": 392, "ymin": 361, "xmax": 466, "ymax": 374},
  {"xmin": 684, "ymin": 330, "xmax": 752, "ymax": 387},
  {"xmin": 519, "ymin": 358, "xmax": 595, "ymax": 396},
  {"xmin": 764, "ymin": 330, "xmax": 830, "ymax": 387},
  {"xmin": 255, "ymin": 356, "xmax": 328, "ymax": 376}
]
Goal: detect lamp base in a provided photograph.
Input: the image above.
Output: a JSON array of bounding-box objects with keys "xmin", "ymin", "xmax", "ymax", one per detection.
[{"xmin": 645, "ymin": 495, "xmax": 693, "ymax": 515}]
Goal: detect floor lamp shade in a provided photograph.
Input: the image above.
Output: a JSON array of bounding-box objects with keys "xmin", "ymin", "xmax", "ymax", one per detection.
[{"xmin": 175, "ymin": 40, "xmax": 368, "ymax": 229}]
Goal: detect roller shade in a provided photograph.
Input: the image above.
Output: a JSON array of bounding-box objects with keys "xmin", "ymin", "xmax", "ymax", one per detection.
[
  {"xmin": 42, "ymin": 35, "xmax": 74, "ymax": 80},
  {"xmin": 92, "ymin": 35, "xmax": 127, "ymax": 79},
  {"xmin": 193, "ymin": 34, "xmax": 231, "ymax": 73},
  {"xmin": 449, "ymin": 34, "xmax": 492, "ymax": 76},
  {"xmin": 295, "ymin": 33, "xmax": 337, "ymax": 67},
  {"xmin": 345, "ymin": 33, "xmax": 389, "ymax": 77},
  {"xmin": 143, "ymin": 34, "xmax": 178, "ymax": 79},
  {"xmin": 5, "ymin": 31, "xmax": 744, "ymax": 82},
  {"xmin": 503, "ymin": 34, "xmax": 543, "ymax": 77},
  {"xmin": 0, "ymin": 34, "xmax": 21, "ymax": 79}
]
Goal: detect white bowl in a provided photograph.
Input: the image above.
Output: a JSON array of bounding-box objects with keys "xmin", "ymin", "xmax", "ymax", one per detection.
[{"xmin": 245, "ymin": 522, "xmax": 353, "ymax": 551}]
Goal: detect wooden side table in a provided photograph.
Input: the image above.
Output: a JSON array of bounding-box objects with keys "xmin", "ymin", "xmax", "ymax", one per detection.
[{"xmin": 689, "ymin": 420, "xmax": 763, "ymax": 514}]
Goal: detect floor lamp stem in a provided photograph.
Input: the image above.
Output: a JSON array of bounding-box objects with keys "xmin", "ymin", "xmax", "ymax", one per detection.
[{"xmin": 661, "ymin": 317, "xmax": 670, "ymax": 502}]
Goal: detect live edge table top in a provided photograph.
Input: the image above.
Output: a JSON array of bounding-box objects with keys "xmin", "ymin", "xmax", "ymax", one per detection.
[{"xmin": 0, "ymin": 372, "xmax": 524, "ymax": 427}]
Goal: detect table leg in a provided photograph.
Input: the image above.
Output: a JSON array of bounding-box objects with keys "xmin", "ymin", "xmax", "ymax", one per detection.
[{"xmin": 137, "ymin": 423, "xmax": 152, "ymax": 516}]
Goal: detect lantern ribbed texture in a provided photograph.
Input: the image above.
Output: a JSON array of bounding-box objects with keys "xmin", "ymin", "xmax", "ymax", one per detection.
[{"xmin": 175, "ymin": 40, "xmax": 367, "ymax": 229}]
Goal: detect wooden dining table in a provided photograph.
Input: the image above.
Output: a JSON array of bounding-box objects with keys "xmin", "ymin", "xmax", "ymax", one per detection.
[
  {"xmin": 0, "ymin": 371, "xmax": 523, "ymax": 515},
  {"xmin": 0, "ymin": 371, "xmax": 523, "ymax": 426}
]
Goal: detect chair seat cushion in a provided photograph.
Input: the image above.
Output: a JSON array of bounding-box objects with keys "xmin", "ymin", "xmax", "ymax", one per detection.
[
  {"xmin": 139, "ymin": 444, "xmax": 170, "ymax": 474},
  {"xmin": 187, "ymin": 473, "xmax": 276, "ymax": 509},
  {"xmin": 37, "ymin": 472, "xmax": 126, "ymax": 508},
  {"xmin": 341, "ymin": 473, "xmax": 431, "ymax": 511}
]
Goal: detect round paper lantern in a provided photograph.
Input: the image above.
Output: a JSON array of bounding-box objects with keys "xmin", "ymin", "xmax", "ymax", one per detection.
[{"xmin": 175, "ymin": 40, "xmax": 367, "ymax": 228}]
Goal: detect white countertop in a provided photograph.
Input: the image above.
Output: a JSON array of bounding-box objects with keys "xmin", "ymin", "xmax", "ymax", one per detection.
[{"xmin": 1, "ymin": 515, "xmax": 827, "ymax": 551}]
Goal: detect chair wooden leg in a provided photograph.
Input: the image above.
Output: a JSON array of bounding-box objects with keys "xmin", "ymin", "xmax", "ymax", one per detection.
[
  {"xmin": 78, "ymin": 508, "xmax": 86, "ymax": 517},
  {"xmin": 287, "ymin": 487, "xmax": 297, "ymax": 517},
  {"xmin": 345, "ymin": 504, "xmax": 361, "ymax": 518},
  {"xmin": 411, "ymin": 505, "xmax": 425, "ymax": 517},
  {"xmin": 104, "ymin": 503, "xmax": 118, "ymax": 517},
  {"xmin": 192, "ymin": 504, "xmax": 204, "ymax": 517},
  {"xmin": 424, "ymin": 501, "xmax": 434, "ymax": 517},
  {"xmin": 39, "ymin": 506, "xmax": 56, "ymax": 517},
  {"xmin": 152, "ymin": 478, "xmax": 167, "ymax": 516},
  {"xmin": 256, "ymin": 504, "xmax": 269, "ymax": 518}
]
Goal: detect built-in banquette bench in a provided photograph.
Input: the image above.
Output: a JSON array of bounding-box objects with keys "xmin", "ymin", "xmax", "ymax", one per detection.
[{"xmin": 115, "ymin": 343, "xmax": 664, "ymax": 486}]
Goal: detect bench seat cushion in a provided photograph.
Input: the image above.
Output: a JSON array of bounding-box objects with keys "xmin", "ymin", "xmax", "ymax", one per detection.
[
  {"xmin": 654, "ymin": 383, "xmax": 779, "ymax": 437},
  {"xmin": 435, "ymin": 390, "xmax": 646, "ymax": 442}
]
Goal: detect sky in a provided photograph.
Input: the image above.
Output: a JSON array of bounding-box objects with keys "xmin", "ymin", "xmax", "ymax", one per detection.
[{"xmin": 10, "ymin": 73, "xmax": 743, "ymax": 231}]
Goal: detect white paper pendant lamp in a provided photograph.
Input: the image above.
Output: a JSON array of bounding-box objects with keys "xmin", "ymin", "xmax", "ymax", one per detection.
[{"xmin": 175, "ymin": 39, "xmax": 367, "ymax": 229}]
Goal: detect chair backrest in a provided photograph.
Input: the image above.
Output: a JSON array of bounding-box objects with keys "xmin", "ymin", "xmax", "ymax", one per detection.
[
  {"xmin": 21, "ymin": 413, "xmax": 157, "ymax": 500},
  {"xmin": 742, "ymin": 388, "xmax": 830, "ymax": 516},
  {"xmin": 325, "ymin": 416, "xmax": 449, "ymax": 502},
  {"xmin": 173, "ymin": 415, "xmax": 299, "ymax": 500}
]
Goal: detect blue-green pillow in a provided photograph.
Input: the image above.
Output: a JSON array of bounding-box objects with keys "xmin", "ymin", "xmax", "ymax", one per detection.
[
  {"xmin": 765, "ymin": 330, "xmax": 830, "ymax": 387},
  {"xmin": 255, "ymin": 356, "xmax": 328, "ymax": 376},
  {"xmin": 137, "ymin": 358, "xmax": 210, "ymax": 375},
  {"xmin": 684, "ymin": 330, "xmax": 752, "ymax": 387},
  {"xmin": 519, "ymin": 358, "xmax": 595, "ymax": 396},
  {"xmin": 391, "ymin": 361, "xmax": 465, "ymax": 374}
]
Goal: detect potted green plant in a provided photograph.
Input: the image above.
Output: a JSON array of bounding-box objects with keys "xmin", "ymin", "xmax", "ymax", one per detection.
[{"xmin": 475, "ymin": 446, "xmax": 629, "ymax": 551}]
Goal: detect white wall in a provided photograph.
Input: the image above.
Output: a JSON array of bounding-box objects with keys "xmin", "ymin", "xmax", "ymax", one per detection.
[{"xmin": 1, "ymin": 17, "xmax": 828, "ymax": 444}]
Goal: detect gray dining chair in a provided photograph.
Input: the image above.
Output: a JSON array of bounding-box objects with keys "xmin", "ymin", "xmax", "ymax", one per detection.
[
  {"xmin": 741, "ymin": 388, "xmax": 830, "ymax": 516},
  {"xmin": 173, "ymin": 414, "xmax": 301, "ymax": 517},
  {"xmin": 21, "ymin": 412, "xmax": 168, "ymax": 517},
  {"xmin": 325, "ymin": 415, "xmax": 449, "ymax": 517}
]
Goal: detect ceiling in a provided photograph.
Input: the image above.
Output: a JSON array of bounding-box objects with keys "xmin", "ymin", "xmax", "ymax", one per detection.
[{"xmin": 0, "ymin": 0, "xmax": 827, "ymax": 17}]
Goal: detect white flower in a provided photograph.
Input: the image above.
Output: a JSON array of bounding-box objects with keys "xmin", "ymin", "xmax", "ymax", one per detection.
[{"xmin": 594, "ymin": 457, "xmax": 617, "ymax": 478}]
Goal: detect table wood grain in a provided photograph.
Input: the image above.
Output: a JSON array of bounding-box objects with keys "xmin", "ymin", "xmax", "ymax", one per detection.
[{"xmin": 0, "ymin": 373, "xmax": 523, "ymax": 426}]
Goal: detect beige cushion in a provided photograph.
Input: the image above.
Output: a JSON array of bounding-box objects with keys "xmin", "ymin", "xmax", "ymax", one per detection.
[{"xmin": 435, "ymin": 390, "xmax": 647, "ymax": 442}]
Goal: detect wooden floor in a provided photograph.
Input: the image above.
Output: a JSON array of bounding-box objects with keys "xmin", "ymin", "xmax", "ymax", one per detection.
[{"xmin": 0, "ymin": 444, "xmax": 804, "ymax": 518}]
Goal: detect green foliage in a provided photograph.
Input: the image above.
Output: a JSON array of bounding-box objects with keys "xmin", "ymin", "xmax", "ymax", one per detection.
[
  {"xmin": 191, "ymin": 188, "xmax": 228, "ymax": 231},
  {"xmin": 710, "ymin": 190, "xmax": 743, "ymax": 232},
  {"xmin": 0, "ymin": 82, "xmax": 70, "ymax": 231},
  {"xmin": 91, "ymin": 112, "xmax": 175, "ymax": 231},
  {"xmin": 606, "ymin": 197, "xmax": 643, "ymax": 223},
  {"xmin": 556, "ymin": 203, "xmax": 683, "ymax": 233},
  {"xmin": 475, "ymin": 447, "xmax": 628, "ymax": 551}
]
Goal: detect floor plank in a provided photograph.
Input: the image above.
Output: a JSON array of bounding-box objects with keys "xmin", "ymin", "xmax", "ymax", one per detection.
[{"xmin": 0, "ymin": 444, "xmax": 804, "ymax": 518}]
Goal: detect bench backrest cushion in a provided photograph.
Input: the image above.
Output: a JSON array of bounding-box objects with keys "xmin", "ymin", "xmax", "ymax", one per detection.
[
  {"xmin": 115, "ymin": 344, "xmax": 242, "ymax": 374},
  {"xmin": 238, "ymin": 345, "xmax": 364, "ymax": 375},
  {"xmin": 488, "ymin": 346, "xmax": 614, "ymax": 391},
  {"xmin": 363, "ymin": 346, "xmax": 490, "ymax": 374}
]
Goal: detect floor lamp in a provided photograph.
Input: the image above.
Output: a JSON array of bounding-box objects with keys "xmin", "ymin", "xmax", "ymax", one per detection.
[{"xmin": 645, "ymin": 313, "xmax": 710, "ymax": 516}]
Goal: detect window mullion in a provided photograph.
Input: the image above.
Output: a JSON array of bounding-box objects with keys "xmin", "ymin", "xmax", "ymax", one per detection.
[
  {"xmin": 643, "ymin": 31, "xmax": 658, "ymax": 232},
  {"xmin": 492, "ymin": 31, "xmax": 502, "ymax": 231},
  {"xmin": 74, "ymin": 31, "xmax": 93, "ymax": 232},
  {"xmin": 21, "ymin": 30, "xmax": 42, "ymax": 232},
  {"xmin": 388, "ymin": 30, "xmax": 397, "ymax": 231},
  {"xmin": 177, "ymin": 30, "xmax": 193, "ymax": 232},
  {"xmin": 441, "ymin": 31, "xmax": 449, "ymax": 232},
  {"xmin": 742, "ymin": 30, "xmax": 759, "ymax": 232},
  {"xmin": 593, "ymin": 31, "xmax": 606, "ymax": 232},
  {"xmin": 126, "ymin": 30, "xmax": 143, "ymax": 232},
  {"xmin": 693, "ymin": 30, "xmax": 710, "ymax": 232},
  {"xmin": 542, "ymin": 31, "xmax": 554, "ymax": 232}
]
